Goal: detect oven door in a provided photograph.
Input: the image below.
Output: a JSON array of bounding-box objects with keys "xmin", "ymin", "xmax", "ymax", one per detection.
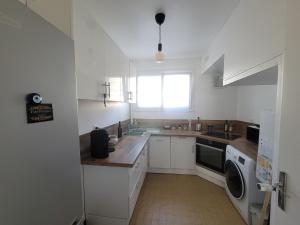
[{"xmin": 196, "ymin": 143, "xmax": 226, "ymax": 173}]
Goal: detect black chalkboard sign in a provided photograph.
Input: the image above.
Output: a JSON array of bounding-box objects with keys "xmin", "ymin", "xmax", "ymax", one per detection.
[{"xmin": 26, "ymin": 104, "xmax": 54, "ymax": 123}]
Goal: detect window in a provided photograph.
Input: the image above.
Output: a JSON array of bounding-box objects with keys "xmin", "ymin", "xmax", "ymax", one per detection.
[
  {"xmin": 137, "ymin": 73, "xmax": 191, "ymax": 111},
  {"xmin": 137, "ymin": 76, "xmax": 161, "ymax": 108}
]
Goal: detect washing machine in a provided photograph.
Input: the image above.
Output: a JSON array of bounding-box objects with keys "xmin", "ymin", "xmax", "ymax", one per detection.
[{"xmin": 225, "ymin": 145, "xmax": 264, "ymax": 224}]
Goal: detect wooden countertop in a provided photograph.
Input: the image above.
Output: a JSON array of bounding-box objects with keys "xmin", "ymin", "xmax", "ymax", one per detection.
[
  {"xmin": 150, "ymin": 129, "xmax": 258, "ymax": 161},
  {"xmin": 81, "ymin": 129, "xmax": 258, "ymax": 168},
  {"xmin": 81, "ymin": 133, "xmax": 150, "ymax": 168}
]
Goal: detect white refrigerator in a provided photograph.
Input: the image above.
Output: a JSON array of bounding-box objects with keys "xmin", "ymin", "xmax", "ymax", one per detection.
[{"xmin": 0, "ymin": 1, "xmax": 83, "ymax": 225}]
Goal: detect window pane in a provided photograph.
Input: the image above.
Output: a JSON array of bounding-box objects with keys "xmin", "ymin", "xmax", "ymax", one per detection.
[
  {"xmin": 137, "ymin": 76, "xmax": 161, "ymax": 108},
  {"xmin": 163, "ymin": 74, "xmax": 190, "ymax": 109}
]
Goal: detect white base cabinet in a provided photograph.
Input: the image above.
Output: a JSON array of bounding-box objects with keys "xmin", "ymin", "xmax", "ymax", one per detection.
[
  {"xmin": 149, "ymin": 136, "xmax": 171, "ymax": 169},
  {"xmin": 149, "ymin": 136, "xmax": 196, "ymax": 172},
  {"xmin": 83, "ymin": 145, "xmax": 148, "ymax": 225},
  {"xmin": 171, "ymin": 136, "xmax": 196, "ymax": 170}
]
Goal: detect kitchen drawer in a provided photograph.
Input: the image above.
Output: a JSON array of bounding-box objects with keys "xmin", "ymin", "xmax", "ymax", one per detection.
[
  {"xmin": 129, "ymin": 171, "xmax": 144, "ymax": 218},
  {"xmin": 129, "ymin": 149, "xmax": 144, "ymax": 195}
]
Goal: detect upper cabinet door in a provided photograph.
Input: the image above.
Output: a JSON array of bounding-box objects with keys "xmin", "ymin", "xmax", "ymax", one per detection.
[
  {"xmin": 73, "ymin": 0, "xmax": 130, "ymax": 102},
  {"xmin": 222, "ymin": 0, "xmax": 285, "ymax": 82},
  {"xmin": 27, "ymin": 0, "xmax": 72, "ymax": 38},
  {"xmin": 203, "ymin": 0, "xmax": 285, "ymax": 84},
  {"xmin": 104, "ymin": 35, "xmax": 126, "ymax": 102},
  {"xmin": 128, "ymin": 62, "xmax": 137, "ymax": 103},
  {"xmin": 73, "ymin": 0, "xmax": 106, "ymax": 100}
]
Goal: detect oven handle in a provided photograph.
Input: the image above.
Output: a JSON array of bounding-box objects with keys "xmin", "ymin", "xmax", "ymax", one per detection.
[{"xmin": 196, "ymin": 143, "xmax": 225, "ymax": 152}]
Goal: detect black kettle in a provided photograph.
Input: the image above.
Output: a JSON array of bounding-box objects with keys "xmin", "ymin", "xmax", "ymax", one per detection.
[{"xmin": 90, "ymin": 129, "xmax": 110, "ymax": 158}]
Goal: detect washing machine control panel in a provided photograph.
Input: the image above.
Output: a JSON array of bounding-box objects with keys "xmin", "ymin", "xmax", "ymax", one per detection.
[{"xmin": 238, "ymin": 156, "xmax": 245, "ymax": 165}]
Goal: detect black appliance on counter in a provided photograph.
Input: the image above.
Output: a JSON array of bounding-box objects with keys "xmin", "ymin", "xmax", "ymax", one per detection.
[
  {"xmin": 90, "ymin": 129, "xmax": 110, "ymax": 158},
  {"xmin": 196, "ymin": 137, "xmax": 227, "ymax": 173},
  {"xmin": 246, "ymin": 125, "xmax": 260, "ymax": 144}
]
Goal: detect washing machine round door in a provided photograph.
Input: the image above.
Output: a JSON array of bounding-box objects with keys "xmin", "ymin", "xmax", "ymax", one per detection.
[{"xmin": 225, "ymin": 160, "xmax": 245, "ymax": 199}]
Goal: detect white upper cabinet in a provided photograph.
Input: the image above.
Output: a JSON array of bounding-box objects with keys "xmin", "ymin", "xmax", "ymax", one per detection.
[
  {"xmin": 171, "ymin": 137, "xmax": 196, "ymax": 170},
  {"xmin": 223, "ymin": 0, "xmax": 285, "ymax": 82},
  {"xmin": 73, "ymin": 0, "xmax": 106, "ymax": 100},
  {"xmin": 26, "ymin": 0, "xmax": 72, "ymax": 38},
  {"xmin": 73, "ymin": 0, "xmax": 130, "ymax": 102},
  {"xmin": 127, "ymin": 62, "xmax": 137, "ymax": 103},
  {"xmin": 104, "ymin": 34, "xmax": 128, "ymax": 102},
  {"xmin": 204, "ymin": 0, "xmax": 285, "ymax": 84}
]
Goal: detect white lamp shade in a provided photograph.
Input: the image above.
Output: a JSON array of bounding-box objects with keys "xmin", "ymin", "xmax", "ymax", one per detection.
[{"xmin": 155, "ymin": 51, "xmax": 165, "ymax": 63}]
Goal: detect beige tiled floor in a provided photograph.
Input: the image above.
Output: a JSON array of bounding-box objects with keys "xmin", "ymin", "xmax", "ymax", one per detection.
[{"xmin": 130, "ymin": 173, "xmax": 246, "ymax": 225}]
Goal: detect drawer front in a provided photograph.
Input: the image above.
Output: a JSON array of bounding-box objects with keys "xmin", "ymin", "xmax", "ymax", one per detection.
[
  {"xmin": 129, "ymin": 149, "xmax": 144, "ymax": 195},
  {"xmin": 129, "ymin": 172, "xmax": 144, "ymax": 218}
]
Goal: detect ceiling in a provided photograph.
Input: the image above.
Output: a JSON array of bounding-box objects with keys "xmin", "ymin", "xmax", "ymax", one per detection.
[{"xmin": 85, "ymin": 0, "xmax": 240, "ymax": 60}]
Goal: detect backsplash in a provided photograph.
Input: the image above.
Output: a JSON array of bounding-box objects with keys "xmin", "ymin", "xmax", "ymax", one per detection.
[
  {"xmin": 79, "ymin": 118, "xmax": 254, "ymax": 161},
  {"xmin": 79, "ymin": 119, "xmax": 130, "ymax": 161},
  {"xmin": 135, "ymin": 119, "xmax": 254, "ymax": 136}
]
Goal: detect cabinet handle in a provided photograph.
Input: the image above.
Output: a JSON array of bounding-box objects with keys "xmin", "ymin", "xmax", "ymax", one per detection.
[
  {"xmin": 108, "ymin": 82, "xmax": 111, "ymax": 98},
  {"xmin": 128, "ymin": 91, "xmax": 132, "ymax": 101},
  {"xmin": 195, "ymin": 143, "xmax": 225, "ymax": 152}
]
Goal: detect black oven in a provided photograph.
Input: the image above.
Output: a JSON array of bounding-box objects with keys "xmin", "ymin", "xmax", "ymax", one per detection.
[{"xmin": 196, "ymin": 137, "xmax": 227, "ymax": 173}]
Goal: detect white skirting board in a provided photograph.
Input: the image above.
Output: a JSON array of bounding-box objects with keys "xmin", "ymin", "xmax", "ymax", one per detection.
[
  {"xmin": 195, "ymin": 166, "xmax": 225, "ymax": 188},
  {"xmin": 86, "ymin": 214, "xmax": 128, "ymax": 225},
  {"xmin": 147, "ymin": 168, "xmax": 197, "ymax": 175},
  {"xmin": 147, "ymin": 166, "xmax": 225, "ymax": 188}
]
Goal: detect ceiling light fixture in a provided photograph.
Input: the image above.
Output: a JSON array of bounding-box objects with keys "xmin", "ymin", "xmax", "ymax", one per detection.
[{"xmin": 155, "ymin": 12, "xmax": 165, "ymax": 63}]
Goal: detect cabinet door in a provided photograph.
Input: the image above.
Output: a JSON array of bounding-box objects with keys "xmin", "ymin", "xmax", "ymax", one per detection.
[
  {"xmin": 104, "ymin": 35, "xmax": 125, "ymax": 102},
  {"xmin": 127, "ymin": 62, "xmax": 137, "ymax": 103},
  {"xmin": 149, "ymin": 136, "xmax": 170, "ymax": 169},
  {"xmin": 74, "ymin": 0, "xmax": 106, "ymax": 100},
  {"xmin": 27, "ymin": 0, "xmax": 72, "ymax": 37},
  {"xmin": 222, "ymin": 0, "xmax": 284, "ymax": 81},
  {"xmin": 171, "ymin": 137, "xmax": 196, "ymax": 170}
]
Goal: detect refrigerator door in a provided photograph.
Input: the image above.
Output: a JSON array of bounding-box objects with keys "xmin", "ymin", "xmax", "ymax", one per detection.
[
  {"xmin": 256, "ymin": 111, "xmax": 275, "ymax": 184},
  {"xmin": 0, "ymin": 1, "xmax": 83, "ymax": 225}
]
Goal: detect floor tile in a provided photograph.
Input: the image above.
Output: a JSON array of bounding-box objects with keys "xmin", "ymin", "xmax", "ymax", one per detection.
[{"xmin": 129, "ymin": 173, "xmax": 246, "ymax": 225}]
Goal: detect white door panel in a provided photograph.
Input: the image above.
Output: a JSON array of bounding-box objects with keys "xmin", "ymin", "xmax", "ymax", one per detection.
[
  {"xmin": 171, "ymin": 137, "xmax": 195, "ymax": 170},
  {"xmin": 272, "ymin": 1, "xmax": 300, "ymax": 224},
  {"xmin": 149, "ymin": 136, "xmax": 170, "ymax": 169}
]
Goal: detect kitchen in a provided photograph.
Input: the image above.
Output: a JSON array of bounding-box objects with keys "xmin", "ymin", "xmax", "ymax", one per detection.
[{"xmin": 1, "ymin": 1, "xmax": 299, "ymax": 225}]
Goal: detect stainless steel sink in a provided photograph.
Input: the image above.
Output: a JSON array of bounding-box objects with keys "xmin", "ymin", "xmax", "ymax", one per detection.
[{"xmin": 127, "ymin": 128, "xmax": 147, "ymax": 136}]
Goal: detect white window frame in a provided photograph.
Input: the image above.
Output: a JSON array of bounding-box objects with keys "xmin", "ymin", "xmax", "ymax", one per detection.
[{"xmin": 135, "ymin": 71, "xmax": 194, "ymax": 112}]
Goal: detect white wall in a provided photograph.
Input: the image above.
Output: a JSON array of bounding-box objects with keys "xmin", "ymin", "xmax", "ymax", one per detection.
[
  {"xmin": 236, "ymin": 85, "xmax": 277, "ymax": 123},
  {"xmin": 132, "ymin": 58, "xmax": 277, "ymax": 123},
  {"xmin": 132, "ymin": 58, "xmax": 237, "ymax": 120},
  {"xmin": 77, "ymin": 100, "xmax": 130, "ymax": 135},
  {"xmin": 196, "ymin": 73, "xmax": 237, "ymax": 120}
]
